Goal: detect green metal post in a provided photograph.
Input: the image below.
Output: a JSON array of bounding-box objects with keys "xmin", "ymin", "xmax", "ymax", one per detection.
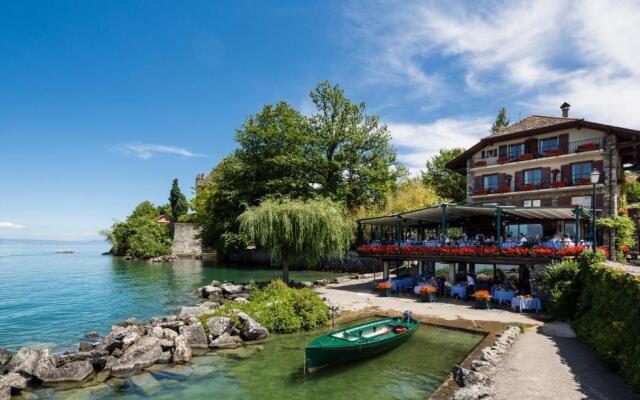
[
  {"xmin": 440, "ymin": 204, "xmax": 447, "ymax": 245},
  {"xmin": 496, "ymin": 207, "xmax": 502, "ymax": 254},
  {"xmin": 396, "ymin": 216, "xmax": 403, "ymax": 245},
  {"xmin": 574, "ymin": 207, "xmax": 581, "ymax": 243}
]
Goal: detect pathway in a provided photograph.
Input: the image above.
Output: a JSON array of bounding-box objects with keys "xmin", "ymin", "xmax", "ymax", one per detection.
[{"xmin": 493, "ymin": 324, "xmax": 639, "ymax": 400}]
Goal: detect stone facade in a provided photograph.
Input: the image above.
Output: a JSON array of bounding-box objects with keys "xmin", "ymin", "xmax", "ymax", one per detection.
[{"xmin": 171, "ymin": 223, "xmax": 202, "ymax": 256}]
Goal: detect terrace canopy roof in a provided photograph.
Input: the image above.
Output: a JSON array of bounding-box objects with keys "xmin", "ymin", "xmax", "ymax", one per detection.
[{"xmin": 358, "ymin": 204, "xmax": 589, "ymax": 227}]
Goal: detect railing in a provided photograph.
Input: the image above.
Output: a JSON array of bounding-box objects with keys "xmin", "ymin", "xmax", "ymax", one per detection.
[
  {"xmin": 472, "ymin": 137, "xmax": 605, "ymax": 167},
  {"xmin": 474, "ymin": 174, "xmax": 593, "ymax": 195}
]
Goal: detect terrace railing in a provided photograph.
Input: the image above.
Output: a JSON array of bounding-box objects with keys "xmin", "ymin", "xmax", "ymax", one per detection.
[{"xmin": 472, "ymin": 137, "xmax": 605, "ymax": 167}]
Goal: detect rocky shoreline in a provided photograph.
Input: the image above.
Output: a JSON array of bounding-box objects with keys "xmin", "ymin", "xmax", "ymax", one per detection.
[
  {"xmin": 0, "ymin": 281, "xmax": 271, "ymax": 399},
  {"xmin": 450, "ymin": 326, "xmax": 522, "ymax": 400}
]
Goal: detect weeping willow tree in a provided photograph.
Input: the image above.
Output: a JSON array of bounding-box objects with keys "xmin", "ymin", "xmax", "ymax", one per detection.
[{"xmin": 239, "ymin": 197, "xmax": 353, "ymax": 282}]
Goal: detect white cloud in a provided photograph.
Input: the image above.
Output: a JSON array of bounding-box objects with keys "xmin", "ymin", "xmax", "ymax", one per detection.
[
  {"xmin": 389, "ymin": 117, "xmax": 492, "ymax": 175},
  {"xmin": 115, "ymin": 144, "xmax": 205, "ymax": 160},
  {"xmin": 348, "ymin": 0, "xmax": 640, "ymax": 128},
  {"xmin": 0, "ymin": 222, "xmax": 26, "ymax": 229}
]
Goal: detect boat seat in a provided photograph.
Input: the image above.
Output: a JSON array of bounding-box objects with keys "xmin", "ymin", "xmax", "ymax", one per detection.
[
  {"xmin": 360, "ymin": 327, "xmax": 390, "ymax": 338},
  {"xmin": 331, "ymin": 332, "xmax": 359, "ymax": 341}
]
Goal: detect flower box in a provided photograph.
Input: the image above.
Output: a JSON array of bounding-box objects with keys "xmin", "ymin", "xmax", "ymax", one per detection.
[
  {"xmin": 418, "ymin": 285, "xmax": 438, "ymax": 302},
  {"xmin": 576, "ymin": 142, "xmax": 599, "ymax": 152},
  {"xmin": 518, "ymin": 152, "xmax": 534, "ymax": 161},
  {"xmin": 518, "ymin": 183, "xmax": 535, "ymax": 191},
  {"xmin": 474, "ymin": 160, "xmax": 487, "ymax": 167},
  {"xmin": 545, "ymin": 149, "xmax": 562, "ymax": 156},
  {"xmin": 496, "ymin": 185, "xmax": 511, "ymax": 193},
  {"xmin": 376, "ymin": 281, "xmax": 392, "ymax": 297},
  {"xmin": 575, "ymin": 177, "xmax": 591, "ymax": 185},
  {"xmin": 550, "ymin": 181, "xmax": 565, "ymax": 188},
  {"xmin": 498, "ymin": 156, "xmax": 511, "ymax": 164},
  {"xmin": 474, "ymin": 188, "xmax": 486, "ymax": 195}
]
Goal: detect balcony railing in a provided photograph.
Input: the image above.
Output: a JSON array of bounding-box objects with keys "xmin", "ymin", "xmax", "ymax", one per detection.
[
  {"xmin": 474, "ymin": 174, "xmax": 597, "ymax": 195},
  {"xmin": 472, "ymin": 137, "xmax": 604, "ymax": 167}
]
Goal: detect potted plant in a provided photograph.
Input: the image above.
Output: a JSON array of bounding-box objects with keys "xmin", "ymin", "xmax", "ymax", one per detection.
[
  {"xmin": 576, "ymin": 142, "xmax": 598, "ymax": 152},
  {"xmin": 496, "ymin": 184, "xmax": 510, "ymax": 193},
  {"xmin": 576, "ymin": 177, "xmax": 591, "ymax": 185},
  {"xmin": 376, "ymin": 281, "xmax": 392, "ymax": 297},
  {"xmin": 518, "ymin": 183, "xmax": 535, "ymax": 191},
  {"xmin": 474, "ymin": 187, "xmax": 486, "ymax": 195},
  {"xmin": 545, "ymin": 148, "xmax": 562, "ymax": 156},
  {"xmin": 471, "ymin": 290, "xmax": 492, "ymax": 309},
  {"xmin": 498, "ymin": 156, "xmax": 511, "ymax": 164},
  {"xmin": 518, "ymin": 152, "xmax": 534, "ymax": 161},
  {"xmin": 474, "ymin": 160, "xmax": 487, "ymax": 167},
  {"xmin": 418, "ymin": 285, "xmax": 438, "ymax": 302},
  {"xmin": 550, "ymin": 181, "xmax": 565, "ymax": 188}
]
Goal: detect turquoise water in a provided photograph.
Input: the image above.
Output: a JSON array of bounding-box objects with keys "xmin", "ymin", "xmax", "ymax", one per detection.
[
  {"xmin": 36, "ymin": 321, "xmax": 483, "ymax": 400},
  {"xmin": 0, "ymin": 242, "xmax": 344, "ymax": 351}
]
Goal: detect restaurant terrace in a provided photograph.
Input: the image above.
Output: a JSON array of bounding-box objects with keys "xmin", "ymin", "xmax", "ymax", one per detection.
[{"xmin": 355, "ymin": 204, "xmax": 597, "ymax": 304}]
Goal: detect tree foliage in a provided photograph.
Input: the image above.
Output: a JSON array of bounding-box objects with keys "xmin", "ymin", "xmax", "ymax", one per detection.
[
  {"xmin": 103, "ymin": 201, "xmax": 172, "ymax": 259},
  {"xmin": 169, "ymin": 178, "xmax": 189, "ymax": 219},
  {"xmin": 422, "ymin": 148, "xmax": 466, "ymax": 203},
  {"xmin": 597, "ymin": 215, "xmax": 636, "ymax": 256},
  {"xmin": 194, "ymin": 81, "xmax": 402, "ymax": 253},
  {"xmin": 238, "ymin": 198, "xmax": 353, "ymax": 281},
  {"xmin": 491, "ymin": 107, "xmax": 510, "ymax": 134}
]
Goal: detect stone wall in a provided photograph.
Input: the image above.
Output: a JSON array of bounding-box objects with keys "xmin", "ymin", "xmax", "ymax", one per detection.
[{"xmin": 171, "ymin": 223, "xmax": 202, "ymax": 256}]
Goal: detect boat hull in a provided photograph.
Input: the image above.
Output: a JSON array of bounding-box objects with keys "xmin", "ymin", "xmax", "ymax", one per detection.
[{"xmin": 305, "ymin": 318, "xmax": 418, "ymax": 373}]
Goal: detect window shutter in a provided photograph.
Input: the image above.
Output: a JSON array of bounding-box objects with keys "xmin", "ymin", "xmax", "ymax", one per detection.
[
  {"xmin": 498, "ymin": 173, "xmax": 506, "ymax": 186},
  {"xmin": 474, "ymin": 175, "xmax": 483, "ymax": 191},
  {"xmin": 541, "ymin": 167, "xmax": 551, "ymax": 188},
  {"xmin": 499, "ymin": 145, "xmax": 507, "ymax": 158},
  {"xmin": 514, "ymin": 170, "xmax": 524, "ymax": 191},
  {"xmin": 561, "ymin": 164, "xmax": 572, "ymax": 184},
  {"xmin": 559, "ymin": 133, "xmax": 569, "ymax": 154},
  {"xmin": 592, "ymin": 160, "xmax": 604, "ymax": 183},
  {"xmin": 524, "ymin": 138, "xmax": 539, "ymax": 156}
]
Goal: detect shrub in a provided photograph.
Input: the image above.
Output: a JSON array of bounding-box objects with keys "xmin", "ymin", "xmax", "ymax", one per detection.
[{"xmin": 198, "ymin": 280, "xmax": 329, "ymax": 333}]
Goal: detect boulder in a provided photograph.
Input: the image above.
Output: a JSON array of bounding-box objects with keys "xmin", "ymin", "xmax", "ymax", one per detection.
[
  {"xmin": 110, "ymin": 348, "xmax": 123, "ymax": 358},
  {"xmin": 162, "ymin": 328, "xmax": 178, "ymax": 340},
  {"xmin": 221, "ymin": 284, "xmax": 244, "ymax": 295},
  {"xmin": 210, "ymin": 333, "xmax": 240, "ymax": 349},
  {"xmin": 173, "ymin": 335, "xmax": 192, "ymax": 364},
  {"xmin": 78, "ymin": 342, "xmax": 95, "ymax": 352},
  {"xmin": 453, "ymin": 384, "xmax": 495, "ymax": 400},
  {"xmin": 149, "ymin": 326, "xmax": 164, "ymax": 339},
  {"xmin": 237, "ymin": 312, "xmax": 269, "ymax": 341},
  {"xmin": 34, "ymin": 350, "xmax": 93, "ymax": 385},
  {"xmin": 0, "ymin": 372, "xmax": 28, "ymax": 389},
  {"xmin": 157, "ymin": 351, "xmax": 172, "ymax": 364},
  {"xmin": 0, "ymin": 385, "xmax": 9, "ymax": 400},
  {"xmin": 159, "ymin": 339, "xmax": 174, "ymax": 350},
  {"xmin": 470, "ymin": 359, "xmax": 493, "ymax": 373},
  {"xmin": 300, "ymin": 281, "xmax": 313, "ymax": 288},
  {"xmin": 159, "ymin": 321, "xmax": 183, "ymax": 331},
  {"xmin": 234, "ymin": 297, "xmax": 248, "ymax": 303},
  {"xmin": 122, "ymin": 332, "xmax": 140, "ymax": 348},
  {"xmin": 56, "ymin": 350, "xmax": 108, "ymax": 368},
  {"xmin": 205, "ymin": 317, "xmax": 233, "ymax": 340},
  {"xmin": 0, "ymin": 348, "xmax": 11, "ymax": 369},
  {"xmin": 210, "ymin": 280, "xmax": 221, "ymax": 287},
  {"xmin": 452, "ymin": 365, "xmax": 493, "ymax": 387},
  {"xmin": 105, "ymin": 336, "xmax": 163, "ymax": 377},
  {"xmin": 203, "ymin": 286, "xmax": 222, "ymax": 297},
  {"xmin": 7, "ymin": 347, "xmax": 41, "ymax": 375},
  {"xmin": 201, "ymin": 301, "xmax": 219, "ymax": 308},
  {"xmin": 179, "ymin": 323, "xmax": 208, "ymax": 349},
  {"xmin": 85, "ymin": 331, "xmax": 100, "ymax": 340},
  {"xmin": 118, "ymin": 318, "xmax": 142, "ymax": 327},
  {"xmin": 179, "ymin": 306, "xmax": 211, "ymax": 319}
]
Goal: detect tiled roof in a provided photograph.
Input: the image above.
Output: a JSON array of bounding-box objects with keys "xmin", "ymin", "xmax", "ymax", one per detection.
[{"xmin": 491, "ymin": 115, "xmax": 578, "ymax": 136}]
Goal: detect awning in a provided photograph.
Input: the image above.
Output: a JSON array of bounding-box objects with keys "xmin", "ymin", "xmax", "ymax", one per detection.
[
  {"xmin": 501, "ymin": 207, "xmax": 585, "ymax": 220},
  {"xmin": 400, "ymin": 204, "xmax": 496, "ymax": 225}
]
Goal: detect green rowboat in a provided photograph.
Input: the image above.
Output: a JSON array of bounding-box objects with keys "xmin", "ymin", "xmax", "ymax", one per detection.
[{"xmin": 305, "ymin": 312, "xmax": 419, "ymax": 373}]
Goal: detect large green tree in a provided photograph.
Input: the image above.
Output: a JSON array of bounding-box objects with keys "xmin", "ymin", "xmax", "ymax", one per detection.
[
  {"xmin": 422, "ymin": 148, "xmax": 466, "ymax": 203},
  {"xmin": 169, "ymin": 178, "xmax": 189, "ymax": 219},
  {"xmin": 491, "ymin": 107, "xmax": 510, "ymax": 134},
  {"xmin": 308, "ymin": 81, "xmax": 404, "ymax": 208},
  {"xmin": 239, "ymin": 198, "xmax": 353, "ymax": 282}
]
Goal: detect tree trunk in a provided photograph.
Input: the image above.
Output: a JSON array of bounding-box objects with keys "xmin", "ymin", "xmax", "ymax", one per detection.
[{"xmin": 282, "ymin": 260, "xmax": 290, "ymax": 283}]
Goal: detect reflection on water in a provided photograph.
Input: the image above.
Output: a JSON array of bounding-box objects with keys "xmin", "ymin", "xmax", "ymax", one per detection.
[
  {"xmin": 0, "ymin": 243, "xmax": 345, "ymax": 351},
  {"xmin": 40, "ymin": 322, "xmax": 483, "ymax": 400}
]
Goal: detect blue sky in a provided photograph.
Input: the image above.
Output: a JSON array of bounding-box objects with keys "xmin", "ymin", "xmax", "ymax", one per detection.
[{"xmin": 2, "ymin": 0, "xmax": 640, "ymax": 240}]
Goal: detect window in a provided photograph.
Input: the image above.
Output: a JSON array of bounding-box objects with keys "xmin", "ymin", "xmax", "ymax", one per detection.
[
  {"xmin": 483, "ymin": 148, "xmax": 497, "ymax": 159},
  {"xmin": 523, "ymin": 200, "xmax": 541, "ymax": 207},
  {"xmin": 540, "ymin": 137, "xmax": 559, "ymax": 154},
  {"xmin": 572, "ymin": 162, "xmax": 592, "ymax": 183},
  {"xmin": 508, "ymin": 143, "xmax": 525, "ymax": 158},
  {"xmin": 524, "ymin": 169, "xmax": 542, "ymax": 186},
  {"xmin": 483, "ymin": 174, "xmax": 498, "ymax": 191},
  {"xmin": 571, "ymin": 196, "xmax": 592, "ymax": 208}
]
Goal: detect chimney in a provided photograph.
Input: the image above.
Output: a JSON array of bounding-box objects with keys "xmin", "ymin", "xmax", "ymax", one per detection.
[{"xmin": 560, "ymin": 102, "xmax": 571, "ymax": 118}]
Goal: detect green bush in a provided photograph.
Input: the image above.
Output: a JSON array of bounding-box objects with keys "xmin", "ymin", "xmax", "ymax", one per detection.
[
  {"xmin": 198, "ymin": 280, "xmax": 329, "ymax": 333},
  {"xmin": 544, "ymin": 259, "xmax": 580, "ymax": 320}
]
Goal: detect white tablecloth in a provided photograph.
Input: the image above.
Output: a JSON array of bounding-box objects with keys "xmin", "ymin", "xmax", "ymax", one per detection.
[{"xmin": 511, "ymin": 297, "xmax": 541, "ymax": 312}]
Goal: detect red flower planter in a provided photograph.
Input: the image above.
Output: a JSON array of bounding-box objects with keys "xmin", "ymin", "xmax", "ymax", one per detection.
[
  {"xmin": 518, "ymin": 183, "xmax": 535, "ymax": 191},
  {"xmin": 498, "ymin": 156, "xmax": 511, "ymax": 164},
  {"xmin": 474, "ymin": 160, "xmax": 487, "ymax": 167},
  {"xmin": 550, "ymin": 181, "xmax": 565, "ymax": 188},
  {"xmin": 496, "ymin": 185, "xmax": 511, "ymax": 193},
  {"xmin": 518, "ymin": 153, "xmax": 534, "ymax": 161},
  {"xmin": 545, "ymin": 149, "xmax": 562, "ymax": 156},
  {"xmin": 576, "ymin": 143, "xmax": 599, "ymax": 152}
]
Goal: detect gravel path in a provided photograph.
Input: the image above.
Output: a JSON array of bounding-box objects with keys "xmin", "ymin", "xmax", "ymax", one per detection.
[{"xmin": 493, "ymin": 325, "xmax": 640, "ymax": 400}]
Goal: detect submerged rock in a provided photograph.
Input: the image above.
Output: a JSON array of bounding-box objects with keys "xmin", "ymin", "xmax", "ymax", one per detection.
[
  {"xmin": 105, "ymin": 337, "xmax": 163, "ymax": 377},
  {"xmin": 205, "ymin": 317, "xmax": 233, "ymax": 340},
  {"xmin": 178, "ymin": 324, "xmax": 208, "ymax": 349},
  {"xmin": 237, "ymin": 312, "xmax": 268, "ymax": 341}
]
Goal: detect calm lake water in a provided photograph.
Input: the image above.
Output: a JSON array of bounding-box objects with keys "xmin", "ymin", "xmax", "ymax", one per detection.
[
  {"xmin": 34, "ymin": 320, "xmax": 483, "ymax": 400},
  {"xmin": 0, "ymin": 241, "xmax": 344, "ymax": 351}
]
